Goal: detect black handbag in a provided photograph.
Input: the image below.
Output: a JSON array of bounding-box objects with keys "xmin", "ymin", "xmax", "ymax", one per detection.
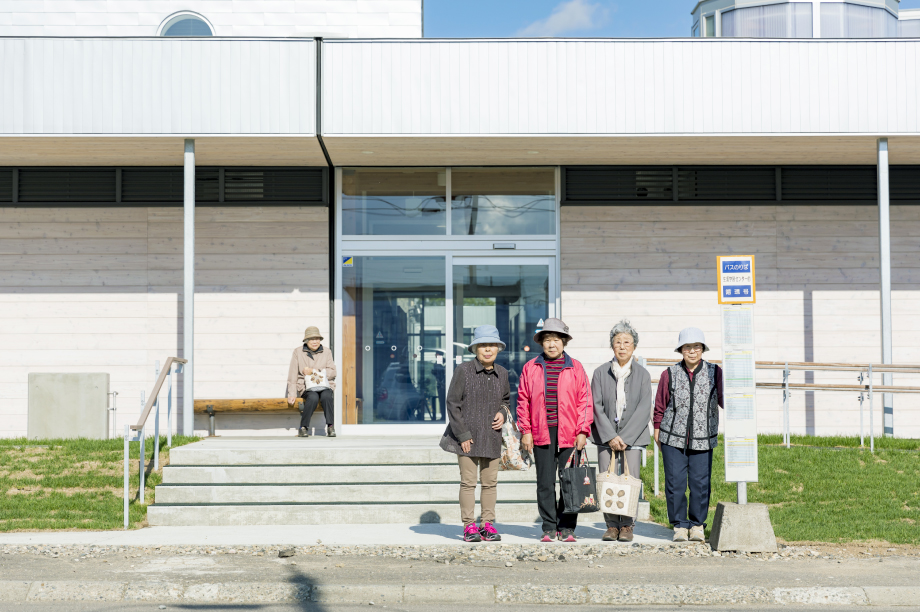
[{"xmin": 560, "ymin": 448, "xmax": 600, "ymax": 514}]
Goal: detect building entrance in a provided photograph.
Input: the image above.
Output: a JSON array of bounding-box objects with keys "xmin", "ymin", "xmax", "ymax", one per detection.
[{"xmin": 335, "ymin": 166, "xmax": 560, "ymax": 434}]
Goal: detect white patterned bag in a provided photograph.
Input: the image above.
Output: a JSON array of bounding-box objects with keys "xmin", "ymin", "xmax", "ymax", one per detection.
[
  {"xmin": 498, "ymin": 413, "xmax": 533, "ymax": 471},
  {"xmin": 597, "ymin": 450, "xmax": 642, "ymax": 518}
]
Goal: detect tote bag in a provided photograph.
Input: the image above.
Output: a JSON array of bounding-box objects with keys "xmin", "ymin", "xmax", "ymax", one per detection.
[
  {"xmin": 560, "ymin": 449, "xmax": 600, "ymax": 514},
  {"xmin": 498, "ymin": 413, "xmax": 533, "ymax": 471},
  {"xmin": 305, "ymin": 368, "xmax": 330, "ymax": 392},
  {"xmin": 597, "ymin": 450, "xmax": 642, "ymax": 519}
]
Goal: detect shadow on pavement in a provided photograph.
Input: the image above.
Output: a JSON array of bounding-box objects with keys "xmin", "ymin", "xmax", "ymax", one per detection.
[{"xmin": 166, "ymin": 565, "xmax": 328, "ymax": 611}]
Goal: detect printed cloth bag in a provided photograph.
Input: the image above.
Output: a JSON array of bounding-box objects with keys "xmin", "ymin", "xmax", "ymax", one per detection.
[
  {"xmin": 498, "ymin": 412, "xmax": 533, "ymax": 471},
  {"xmin": 560, "ymin": 449, "xmax": 600, "ymax": 514},
  {"xmin": 305, "ymin": 368, "xmax": 330, "ymax": 392},
  {"xmin": 597, "ymin": 450, "xmax": 642, "ymax": 519}
]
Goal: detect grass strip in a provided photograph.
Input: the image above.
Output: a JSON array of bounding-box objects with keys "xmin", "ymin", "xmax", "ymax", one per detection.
[
  {"xmin": 0, "ymin": 436, "xmax": 199, "ymax": 531},
  {"xmin": 646, "ymin": 435, "xmax": 920, "ymax": 544}
]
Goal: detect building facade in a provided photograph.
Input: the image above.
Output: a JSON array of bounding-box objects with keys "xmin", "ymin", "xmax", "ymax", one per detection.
[
  {"xmin": 1, "ymin": 3, "xmax": 919, "ymax": 440},
  {"xmin": 692, "ymin": 0, "xmax": 920, "ymax": 38}
]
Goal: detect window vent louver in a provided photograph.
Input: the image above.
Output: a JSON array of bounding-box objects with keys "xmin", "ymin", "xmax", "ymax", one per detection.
[
  {"xmin": 18, "ymin": 169, "xmax": 116, "ymax": 202},
  {"xmin": 781, "ymin": 166, "xmax": 877, "ymax": 200},
  {"xmin": 0, "ymin": 169, "xmax": 11, "ymax": 202},
  {"xmin": 224, "ymin": 168, "xmax": 325, "ymax": 202},
  {"xmin": 677, "ymin": 167, "xmax": 775, "ymax": 200},
  {"xmin": 564, "ymin": 167, "xmax": 673, "ymax": 201},
  {"xmin": 195, "ymin": 168, "xmax": 220, "ymax": 202},
  {"xmin": 891, "ymin": 167, "xmax": 920, "ymax": 200},
  {"xmin": 122, "ymin": 169, "xmax": 184, "ymax": 202}
]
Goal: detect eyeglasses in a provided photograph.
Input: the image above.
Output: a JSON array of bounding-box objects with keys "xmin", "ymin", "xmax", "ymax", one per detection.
[{"xmin": 681, "ymin": 345, "xmax": 703, "ymax": 353}]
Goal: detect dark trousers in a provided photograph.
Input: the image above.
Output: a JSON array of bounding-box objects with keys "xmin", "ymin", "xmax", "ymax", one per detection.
[
  {"xmin": 301, "ymin": 389, "xmax": 334, "ymax": 428},
  {"xmin": 533, "ymin": 426, "xmax": 578, "ymax": 533},
  {"xmin": 661, "ymin": 443, "xmax": 713, "ymax": 529}
]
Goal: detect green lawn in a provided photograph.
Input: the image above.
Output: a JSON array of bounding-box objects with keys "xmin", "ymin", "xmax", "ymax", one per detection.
[
  {"xmin": 645, "ymin": 435, "xmax": 920, "ymax": 544},
  {"xmin": 0, "ymin": 436, "xmax": 199, "ymax": 531}
]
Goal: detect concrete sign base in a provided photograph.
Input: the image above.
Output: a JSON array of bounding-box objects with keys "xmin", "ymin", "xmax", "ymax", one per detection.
[
  {"xmin": 709, "ymin": 501, "xmax": 778, "ymax": 553},
  {"xmin": 28, "ymin": 373, "xmax": 110, "ymax": 440}
]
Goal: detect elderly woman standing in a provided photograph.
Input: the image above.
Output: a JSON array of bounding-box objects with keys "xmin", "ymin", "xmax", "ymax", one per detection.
[
  {"xmin": 519, "ymin": 318, "xmax": 594, "ymax": 543},
  {"xmin": 654, "ymin": 327, "xmax": 724, "ymax": 543},
  {"xmin": 591, "ymin": 319, "xmax": 652, "ymax": 542},
  {"xmin": 440, "ymin": 325, "xmax": 510, "ymax": 543}
]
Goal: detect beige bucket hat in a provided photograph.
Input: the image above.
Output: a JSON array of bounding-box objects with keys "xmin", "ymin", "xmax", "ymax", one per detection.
[
  {"xmin": 533, "ymin": 317, "xmax": 572, "ymax": 344},
  {"xmin": 303, "ymin": 326, "xmax": 324, "ymax": 342}
]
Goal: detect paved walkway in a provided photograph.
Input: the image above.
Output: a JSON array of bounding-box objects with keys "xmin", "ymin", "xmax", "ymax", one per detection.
[{"xmin": 0, "ymin": 521, "xmax": 674, "ymax": 547}]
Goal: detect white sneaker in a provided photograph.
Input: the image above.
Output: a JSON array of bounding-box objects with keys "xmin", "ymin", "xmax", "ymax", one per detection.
[
  {"xmin": 673, "ymin": 527, "xmax": 689, "ymax": 542},
  {"xmin": 689, "ymin": 525, "xmax": 705, "ymax": 542}
]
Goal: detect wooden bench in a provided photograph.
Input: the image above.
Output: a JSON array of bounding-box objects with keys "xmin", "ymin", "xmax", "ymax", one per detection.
[{"xmin": 193, "ymin": 399, "xmax": 318, "ymax": 436}]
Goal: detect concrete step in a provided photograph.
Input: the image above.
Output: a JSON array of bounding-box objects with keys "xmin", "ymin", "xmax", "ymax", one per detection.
[
  {"xmin": 148, "ymin": 501, "xmax": 650, "ymax": 526},
  {"xmin": 169, "ymin": 441, "xmax": 601, "ymax": 467},
  {"xmin": 155, "ymin": 482, "xmax": 541, "ymax": 504},
  {"xmin": 162, "ymin": 464, "xmax": 540, "ymax": 484}
]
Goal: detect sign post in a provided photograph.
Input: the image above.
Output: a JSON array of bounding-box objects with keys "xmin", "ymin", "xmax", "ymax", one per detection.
[
  {"xmin": 717, "ymin": 255, "xmax": 758, "ymax": 505},
  {"xmin": 710, "ymin": 255, "xmax": 777, "ymax": 552}
]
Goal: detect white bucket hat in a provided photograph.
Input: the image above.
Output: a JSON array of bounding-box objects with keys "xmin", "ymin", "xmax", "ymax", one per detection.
[
  {"xmin": 674, "ymin": 327, "xmax": 710, "ymax": 353},
  {"xmin": 467, "ymin": 324, "xmax": 506, "ymax": 353}
]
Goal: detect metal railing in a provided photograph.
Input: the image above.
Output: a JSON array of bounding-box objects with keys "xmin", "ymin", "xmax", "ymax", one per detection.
[
  {"xmin": 123, "ymin": 357, "xmax": 187, "ymax": 530},
  {"xmin": 644, "ymin": 357, "xmax": 920, "ymax": 473}
]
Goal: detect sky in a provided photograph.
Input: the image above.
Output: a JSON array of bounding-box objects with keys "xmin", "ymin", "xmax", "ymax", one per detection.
[{"xmin": 424, "ymin": 0, "xmax": 920, "ymax": 38}]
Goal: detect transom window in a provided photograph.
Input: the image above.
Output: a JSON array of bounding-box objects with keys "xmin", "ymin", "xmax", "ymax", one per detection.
[{"xmin": 160, "ymin": 13, "xmax": 213, "ymax": 37}]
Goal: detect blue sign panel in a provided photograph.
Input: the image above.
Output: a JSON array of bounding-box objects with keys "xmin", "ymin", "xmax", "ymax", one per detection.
[
  {"xmin": 721, "ymin": 260, "xmax": 752, "ymax": 274},
  {"xmin": 723, "ymin": 285, "xmax": 753, "ymax": 298}
]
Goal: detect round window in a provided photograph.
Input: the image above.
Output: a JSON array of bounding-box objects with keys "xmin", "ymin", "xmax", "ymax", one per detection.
[{"xmin": 160, "ymin": 14, "xmax": 213, "ymax": 37}]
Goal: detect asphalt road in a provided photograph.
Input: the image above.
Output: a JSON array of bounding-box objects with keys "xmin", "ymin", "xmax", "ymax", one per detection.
[{"xmin": 0, "ymin": 604, "xmax": 917, "ymax": 612}]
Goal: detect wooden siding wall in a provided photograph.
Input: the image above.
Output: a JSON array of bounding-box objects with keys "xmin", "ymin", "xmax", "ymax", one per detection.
[
  {"xmin": 561, "ymin": 204, "xmax": 920, "ymax": 439},
  {"xmin": 0, "ymin": 206, "xmax": 330, "ymax": 438}
]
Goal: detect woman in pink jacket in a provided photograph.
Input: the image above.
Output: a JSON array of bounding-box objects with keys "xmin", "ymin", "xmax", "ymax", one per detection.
[{"xmin": 519, "ymin": 318, "xmax": 594, "ymax": 542}]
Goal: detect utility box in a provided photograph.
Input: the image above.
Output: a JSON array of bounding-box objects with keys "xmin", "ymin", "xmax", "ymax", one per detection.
[{"xmin": 28, "ymin": 373, "xmax": 110, "ymax": 440}]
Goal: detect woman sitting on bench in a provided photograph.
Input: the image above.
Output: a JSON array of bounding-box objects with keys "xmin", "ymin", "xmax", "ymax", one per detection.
[{"xmin": 287, "ymin": 326, "xmax": 337, "ymax": 438}]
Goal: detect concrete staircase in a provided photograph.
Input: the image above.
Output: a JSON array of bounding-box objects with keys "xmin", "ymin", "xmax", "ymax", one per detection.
[{"xmin": 148, "ymin": 437, "xmax": 650, "ymax": 526}]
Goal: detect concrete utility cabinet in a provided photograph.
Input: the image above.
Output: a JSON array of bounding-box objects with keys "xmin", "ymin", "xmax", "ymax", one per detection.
[{"xmin": 28, "ymin": 373, "xmax": 110, "ymax": 440}]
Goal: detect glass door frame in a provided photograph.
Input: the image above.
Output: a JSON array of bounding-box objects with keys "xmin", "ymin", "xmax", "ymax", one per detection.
[{"xmin": 333, "ymin": 167, "xmax": 562, "ymax": 436}]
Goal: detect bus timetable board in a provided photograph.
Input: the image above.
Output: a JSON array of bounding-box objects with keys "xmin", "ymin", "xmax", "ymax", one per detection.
[{"xmin": 717, "ymin": 255, "xmax": 756, "ymax": 305}]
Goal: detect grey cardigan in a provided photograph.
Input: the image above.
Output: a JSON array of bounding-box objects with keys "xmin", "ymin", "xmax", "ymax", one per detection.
[{"xmin": 590, "ymin": 359, "xmax": 652, "ymax": 448}]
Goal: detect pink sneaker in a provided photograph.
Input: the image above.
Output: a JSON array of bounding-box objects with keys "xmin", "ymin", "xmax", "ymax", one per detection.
[
  {"xmin": 479, "ymin": 521, "xmax": 501, "ymax": 542},
  {"xmin": 463, "ymin": 523, "xmax": 482, "ymax": 543},
  {"xmin": 540, "ymin": 531, "xmax": 555, "ymax": 542}
]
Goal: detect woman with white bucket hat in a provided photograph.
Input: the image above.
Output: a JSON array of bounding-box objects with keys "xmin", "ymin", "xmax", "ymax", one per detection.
[
  {"xmin": 440, "ymin": 325, "xmax": 511, "ymax": 543},
  {"xmin": 653, "ymin": 327, "xmax": 724, "ymax": 543}
]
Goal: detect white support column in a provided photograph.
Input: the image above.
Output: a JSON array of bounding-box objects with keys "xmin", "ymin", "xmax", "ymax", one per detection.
[
  {"xmin": 183, "ymin": 139, "xmax": 196, "ymax": 436},
  {"xmin": 877, "ymin": 138, "xmax": 894, "ymax": 437}
]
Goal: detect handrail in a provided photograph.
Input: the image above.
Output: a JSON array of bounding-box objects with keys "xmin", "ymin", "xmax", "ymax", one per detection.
[
  {"xmin": 132, "ymin": 357, "xmax": 187, "ymax": 430},
  {"xmin": 645, "ymin": 358, "xmax": 920, "ymax": 375},
  {"xmin": 649, "ymin": 379, "xmax": 920, "ymax": 394}
]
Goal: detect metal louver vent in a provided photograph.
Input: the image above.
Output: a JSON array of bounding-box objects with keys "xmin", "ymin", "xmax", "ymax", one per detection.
[
  {"xmin": 677, "ymin": 167, "xmax": 775, "ymax": 200},
  {"xmin": 781, "ymin": 167, "xmax": 877, "ymax": 201},
  {"xmin": 224, "ymin": 168, "xmax": 325, "ymax": 202},
  {"xmin": 891, "ymin": 167, "xmax": 920, "ymax": 200},
  {"xmin": 18, "ymin": 169, "xmax": 116, "ymax": 202},
  {"xmin": 122, "ymin": 169, "xmax": 184, "ymax": 202},
  {"xmin": 195, "ymin": 168, "xmax": 220, "ymax": 202},
  {"xmin": 564, "ymin": 167, "xmax": 673, "ymax": 201},
  {"xmin": 0, "ymin": 169, "xmax": 11, "ymax": 202}
]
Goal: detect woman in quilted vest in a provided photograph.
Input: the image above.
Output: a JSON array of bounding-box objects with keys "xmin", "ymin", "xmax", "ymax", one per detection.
[{"xmin": 653, "ymin": 327, "xmax": 724, "ymax": 544}]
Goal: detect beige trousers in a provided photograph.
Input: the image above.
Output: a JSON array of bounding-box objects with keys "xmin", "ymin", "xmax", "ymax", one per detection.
[{"xmin": 458, "ymin": 455, "xmax": 499, "ymax": 526}]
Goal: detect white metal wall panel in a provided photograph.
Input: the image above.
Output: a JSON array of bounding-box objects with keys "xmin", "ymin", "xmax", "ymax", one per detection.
[
  {"xmin": 0, "ymin": 38, "xmax": 316, "ymax": 135},
  {"xmin": 323, "ymin": 39, "xmax": 920, "ymax": 136}
]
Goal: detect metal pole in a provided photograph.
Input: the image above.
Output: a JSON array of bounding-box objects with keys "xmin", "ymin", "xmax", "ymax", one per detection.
[
  {"xmin": 123, "ymin": 424, "xmax": 130, "ymax": 530},
  {"xmin": 737, "ymin": 481, "xmax": 747, "ymax": 505},
  {"xmin": 183, "ymin": 139, "xmax": 196, "ymax": 436},
  {"xmin": 153, "ymin": 360, "xmax": 160, "ymax": 471},
  {"xmin": 167, "ymin": 367, "xmax": 173, "ymax": 447},
  {"xmin": 859, "ymin": 372, "xmax": 865, "ymax": 448},
  {"xmin": 877, "ymin": 138, "xmax": 894, "ymax": 437},
  {"xmin": 869, "ymin": 364, "xmax": 875, "ymax": 454},
  {"xmin": 139, "ymin": 388, "xmax": 145, "ymax": 505},
  {"xmin": 783, "ymin": 362, "xmax": 790, "ymax": 448}
]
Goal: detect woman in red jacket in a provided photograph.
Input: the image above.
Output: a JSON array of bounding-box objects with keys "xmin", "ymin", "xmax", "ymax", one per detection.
[{"xmin": 519, "ymin": 318, "xmax": 594, "ymax": 542}]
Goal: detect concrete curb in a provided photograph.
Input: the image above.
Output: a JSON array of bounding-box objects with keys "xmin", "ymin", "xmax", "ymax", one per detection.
[{"xmin": 1, "ymin": 580, "xmax": 917, "ymax": 605}]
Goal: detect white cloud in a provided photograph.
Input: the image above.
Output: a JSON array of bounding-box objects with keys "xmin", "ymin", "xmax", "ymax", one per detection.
[{"xmin": 517, "ymin": 0, "xmax": 610, "ymax": 37}]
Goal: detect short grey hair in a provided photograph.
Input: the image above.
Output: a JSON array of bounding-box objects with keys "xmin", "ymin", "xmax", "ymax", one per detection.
[{"xmin": 609, "ymin": 319, "xmax": 639, "ymax": 349}]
